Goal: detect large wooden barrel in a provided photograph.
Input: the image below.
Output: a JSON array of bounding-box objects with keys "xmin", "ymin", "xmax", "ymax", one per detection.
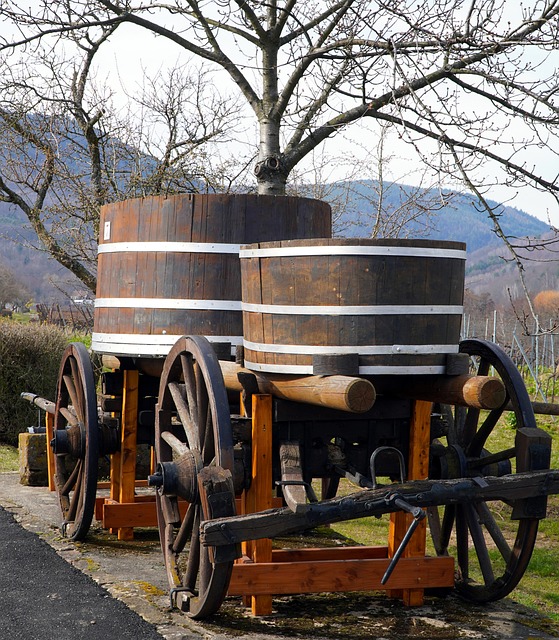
[
  {"xmin": 92, "ymin": 194, "xmax": 331, "ymax": 358},
  {"xmin": 240, "ymin": 238, "xmax": 466, "ymax": 375}
]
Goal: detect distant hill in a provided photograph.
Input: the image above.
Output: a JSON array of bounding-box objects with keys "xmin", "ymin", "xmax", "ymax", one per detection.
[
  {"xmin": 0, "ymin": 181, "xmax": 554, "ymax": 304},
  {"xmin": 0, "ymin": 202, "xmax": 87, "ymax": 304},
  {"xmin": 332, "ymin": 179, "xmax": 549, "ymax": 253}
]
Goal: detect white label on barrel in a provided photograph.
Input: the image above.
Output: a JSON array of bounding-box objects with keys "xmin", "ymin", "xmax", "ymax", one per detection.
[{"xmin": 103, "ymin": 221, "xmax": 111, "ymax": 240}]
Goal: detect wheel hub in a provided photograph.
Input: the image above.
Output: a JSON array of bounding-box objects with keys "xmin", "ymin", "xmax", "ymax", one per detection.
[
  {"xmin": 436, "ymin": 443, "xmax": 468, "ymax": 480},
  {"xmin": 148, "ymin": 449, "xmax": 203, "ymax": 502},
  {"xmin": 51, "ymin": 423, "xmax": 86, "ymax": 458}
]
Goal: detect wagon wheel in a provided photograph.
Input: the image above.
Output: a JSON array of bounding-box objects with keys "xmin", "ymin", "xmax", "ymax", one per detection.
[
  {"xmin": 52, "ymin": 342, "xmax": 99, "ymax": 541},
  {"xmin": 152, "ymin": 335, "xmax": 237, "ymax": 619},
  {"xmin": 428, "ymin": 338, "xmax": 547, "ymax": 602}
]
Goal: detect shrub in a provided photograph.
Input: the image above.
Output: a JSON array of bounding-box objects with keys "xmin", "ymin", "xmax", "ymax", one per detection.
[{"xmin": 0, "ymin": 320, "xmax": 68, "ymax": 446}]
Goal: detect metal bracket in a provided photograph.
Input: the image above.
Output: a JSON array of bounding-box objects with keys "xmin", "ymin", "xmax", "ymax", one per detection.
[
  {"xmin": 276, "ymin": 480, "xmax": 318, "ymax": 504},
  {"xmin": 381, "ymin": 492, "xmax": 426, "ymax": 585},
  {"xmin": 370, "ymin": 446, "xmax": 406, "ymax": 489},
  {"xmin": 169, "ymin": 586, "xmax": 195, "ymax": 610}
]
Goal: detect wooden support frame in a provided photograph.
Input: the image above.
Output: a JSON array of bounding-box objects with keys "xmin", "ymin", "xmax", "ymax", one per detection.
[
  {"xmin": 388, "ymin": 399, "xmax": 433, "ymax": 605},
  {"xmin": 45, "ymin": 411, "xmax": 55, "ymax": 492},
  {"xmin": 230, "ymin": 395, "xmax": 454, "ymax": 614},
  {"xmin": 101, "ymin": 368, "xmax": 159, "ymax": 538},
  {"xmin": 239, "ymin": 394, "xmax": 274, "ymax": 615}
]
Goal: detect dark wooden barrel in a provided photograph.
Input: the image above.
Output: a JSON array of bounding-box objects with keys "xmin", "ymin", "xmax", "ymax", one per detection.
[
  {"xmin": 240, "ymin": 238, "xmax": 466, "ymax": 375},
  {"xmin": 92, "ymin": 194, "xmax": 331, "ymax": 359}
]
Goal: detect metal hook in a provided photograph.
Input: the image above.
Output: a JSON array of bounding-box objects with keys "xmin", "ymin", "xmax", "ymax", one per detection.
[{"xmin": 369, "ymin": 446, "xmax": 406, "ymax": 489}]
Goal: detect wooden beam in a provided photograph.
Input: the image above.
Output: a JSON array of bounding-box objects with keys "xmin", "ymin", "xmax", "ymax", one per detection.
[
  {"xmin": 228, "ymin": 556, "xmax": 454, "ymax": 596},
  {"xmin": 45, "ymin": 411, "xmax": 55, "ymax": 492},
  {"xmin": 271, "ymin": 546, "xmax": 388, "ymax": 562},
  {"xmin": 118, "ymin": 369, "xmax": 139, "ymax": 540},
  {"xmin": 201, "ymin": 470, "xmax": 559, "ymax": 547},
  {"xmin": 391, "ymin": 375, "xmax": 506, "ymax": 409},
  {"xmin": 243, "ymin": 394, "xmax": 273, "ymax": 615},
  {"xmin": 220, "ymin": 360, "xmax": 376, "ymax": 413},
  {"xmin": 102, "ymin": 498, "xmax": 189, "ymax": 529}
]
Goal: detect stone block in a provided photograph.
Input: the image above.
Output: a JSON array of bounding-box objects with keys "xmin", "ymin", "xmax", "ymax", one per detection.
[{"xmin": 19, "ymin": 432, "xmax": 48, "ymax": 486}]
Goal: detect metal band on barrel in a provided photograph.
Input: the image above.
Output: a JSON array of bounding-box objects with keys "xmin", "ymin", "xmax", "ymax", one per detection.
[
  {"xmin": 98, "ymin": 241, "xmax": 241, "ymax": 254},
  {"xmin": 240, "ymin": 246, "xmax": 466, "ymax": 259},
  {"xmin": 91, "ymin": 332, "xmax": 241, "ymax": 356},
  {"xmin": 243, "ymin": 360, "xmax": 446, "ymax": 375},
  {"xmin": 95, "ymin": 298, "xmax": 242, "ymax": 310},
  {"xmin": 243, "ymin": 340, "xmax": 458, "ymax": 355},
  {"xmin": 242, "ymin": 303, "xmax": 463, "ymax": 316}
]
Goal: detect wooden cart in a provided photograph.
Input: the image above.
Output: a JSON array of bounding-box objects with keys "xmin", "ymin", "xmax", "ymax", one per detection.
[{"xmin": 23, "ymin": 194, "xmax": 558, "ymax": 620}]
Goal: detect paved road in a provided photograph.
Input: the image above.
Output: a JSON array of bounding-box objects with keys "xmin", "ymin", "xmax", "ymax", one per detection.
[{"xmin": 0, "ymin": 506, "xmax": 165, "ymax": 640}]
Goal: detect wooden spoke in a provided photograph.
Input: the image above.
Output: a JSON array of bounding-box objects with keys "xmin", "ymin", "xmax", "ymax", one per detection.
[
  {"xmin": 181, "ymin": 353, "xmax": 198, "ymax": 425},
  {"xmin": 184, "ymin": 506, "xmax": 201, "ymax": 592},
  {"xmin": 161, "ymin": 430, "xmax": 189, "ymax": 457},
  {"xmin": 429, "ymin": 503, "xmax": 456, "ymax": 556},
  {"xmin": 60, "ymin": 458, "xmax": 82, "ymax": 496},
  {"xmin": 58, "ymin": 406, "xmax": 78, "ymax": 426},
  {"xmin": 475, "ymin": 502, "xmax": 512, "ymax": 564},
  {"xmin": 455, "ymin": 507, "xmax": 469, "ymax": 581},
  {"xmin": 464, "ymin": 504, "xmax": 495, "ymax": 586},
  {"xmin": 166, "ymin": 385, "xmax": 198, "ymax": 450},
  {"xmin": 69, "ymin": 357, "xmax": 84, "ymax": 409},
  {"xmin": 468, "ymin": 408, "xmax": 504, "ymax": 458},
  {"xmin": 65, "ymin": 462, "xmax": 83, "ymax": 524},
  {"xmin": 172, "ymin": 503, "xmax": 197, "ymax": 555},
  {"xmin": 468, "ymin": 447, "xmax": 516, "ymax": 470},
  {"xmin": 62, "ymin": 374, "xmax": 81, "ymax": 420},
  {"xmin": 196, "ymin": 367, "xmax": 211, "ymax": 463},
  {"xmin": 446, "ymin": 405, "xmax": 466, "ymax": 445}
]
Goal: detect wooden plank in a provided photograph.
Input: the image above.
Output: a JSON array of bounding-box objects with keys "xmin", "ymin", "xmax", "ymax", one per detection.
[
  {"xmin": 389, "ymin": 399, "xmax": 432, "ymax": 605},
  {"xmin": 102, "ymin": 498, "xmax": 188, "ymax": 529},
  {"xmin": 245, "ymin": 394, "xmax": 273, "ymax": 615},
  {"xmin": 98, "ymin": 479, "xmax": 148, "ymax": 490},
  {"xmin": 118, "ymin": 369, "xmax": 139, "ymax": 540},
  {"xmin": 109, "ymin": 446, "xmax": 122, "ymax": 533},
  {"xmin": 202, "ymin": 469, "xmax": 559, "ymax": 547},
  {"xmin": 220, "ymin": 360, "xmax": 376, "ymax": 413},
  {"xmin": 45, "ymin": 411, "xmax": 55, "ymax": 492},
  {"xmin": 102, "ymin": 501, "xmax": 157, "ymax": 528},
  {"xmin": 228, "ymin": 556, "xmax": 454, "ymax": 596},
  {"xmin": 95, "ymin": 496, "xmax": 105, "ymax": 521}
]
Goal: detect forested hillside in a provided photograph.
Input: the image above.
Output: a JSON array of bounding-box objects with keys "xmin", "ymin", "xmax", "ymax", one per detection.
[{"xmin": 333, "ymin": 180, "xmax": 548, "ymax": 253}]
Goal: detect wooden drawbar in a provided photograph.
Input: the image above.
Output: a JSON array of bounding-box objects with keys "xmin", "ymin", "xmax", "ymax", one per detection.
[
  {"xmin": 240, "ymin": 238, "xmax": 466, "ymax": 375},
  {"xmin": 92, "ymin": 194, "xmax": 331, "ymax": 359}
]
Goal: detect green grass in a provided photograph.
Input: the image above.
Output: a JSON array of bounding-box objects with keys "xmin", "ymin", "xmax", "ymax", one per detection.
[
  {"xmin": 10, "ymin": 312, "xmax": 33, "ymax": 324},
  {"xmin": 0, "ymin": 444, "xmax": 19, "ymax": 472}
]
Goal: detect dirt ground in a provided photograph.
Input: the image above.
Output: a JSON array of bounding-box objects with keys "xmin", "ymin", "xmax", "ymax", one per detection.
[{"xmin": 1, "ymin": 471, "xmax": 558, "ymax": 640}]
